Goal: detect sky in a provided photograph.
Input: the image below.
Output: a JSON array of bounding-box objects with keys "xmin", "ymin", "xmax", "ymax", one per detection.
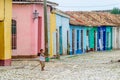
[{"xmin": 48, "ymin": 0, "xmax": 120, "ymax": 11}]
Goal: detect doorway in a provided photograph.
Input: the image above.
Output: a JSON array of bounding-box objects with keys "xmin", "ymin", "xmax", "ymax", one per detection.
[
  {"xmin": 81, "ymin": 30, "xmax": 83, "ymax": 52},
  {"xmin": 94, "ymin": 30, "xmax": 97, "ymax": 51},
  {"xmin": 38, "ymin": 17, "xmax": 42, "ymax": 55},
  {"xmin": 59, "ymin": 27, "xmax": 63, "ymax": 55},
  {"xmin": 56, "ymin": 29, "xmax": 59, "ymax": 54},
  {"xmin": 72, "ymin": 29, "xmax": 75, "ymax": 54},
  {"xmin": 86, "ymin": 30, "xmax": 89, "ymax": 52},
  {"xmin": 67, "ymin": 30, "xmax": 69, "ymax": 55}
]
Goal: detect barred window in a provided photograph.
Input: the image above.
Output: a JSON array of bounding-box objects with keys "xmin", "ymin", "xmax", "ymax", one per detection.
[{"xmin": 12, "ymin": 19, "xmax": 17, "ymax": 49}]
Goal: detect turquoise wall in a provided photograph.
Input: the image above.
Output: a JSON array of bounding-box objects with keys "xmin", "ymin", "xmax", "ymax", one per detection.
[
  {"xmin": 106, "ymin": 26, "xmax": 112, "ymax": 50},
  {"xmin": 86, "ymin": 27, "xmax": 97, "ymax": 50}
]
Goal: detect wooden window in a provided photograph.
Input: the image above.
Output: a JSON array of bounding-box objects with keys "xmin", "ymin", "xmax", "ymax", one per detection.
[{"xmin": 12, "ymin": 19, "xmax": 17, "ymax": 49}]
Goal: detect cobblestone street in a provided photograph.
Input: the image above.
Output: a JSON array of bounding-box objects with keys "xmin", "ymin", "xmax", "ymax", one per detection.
[{"xmin": 0, "ymin": 50, "xmax": 120, "ymax": 80}]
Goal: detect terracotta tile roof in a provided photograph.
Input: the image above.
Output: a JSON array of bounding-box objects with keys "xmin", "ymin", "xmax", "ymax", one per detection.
[{"xmin": 66, "ymin": 11, "xmax": 120, "ymax": 27}]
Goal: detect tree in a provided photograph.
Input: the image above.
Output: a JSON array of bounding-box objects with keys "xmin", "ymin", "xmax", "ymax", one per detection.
[{"xmin": 111, "ymin": 7, "xmax": 120, "ymax": 14}]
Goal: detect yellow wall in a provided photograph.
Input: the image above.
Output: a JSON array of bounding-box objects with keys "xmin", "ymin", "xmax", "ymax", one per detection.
[
  {"xmin": 49, "ymin": 13, "xmax": 56, "ymax": 57},
  {"xmin": 0, "ymin": 0, "xmax": 12, "ymax": 60},
  {"xmin": 0, "ymin": 0, "xmax": 4, "ymax": 20}
]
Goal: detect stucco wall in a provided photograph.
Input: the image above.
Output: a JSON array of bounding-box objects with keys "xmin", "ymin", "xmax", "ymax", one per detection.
[
  {"xmin": 87, "ymin": 27, "xmax": 97, "ymax": 49},
  {"xmin": 112, "ymin": 27, "xmax": 120, "ymax": 49},
  {"xmin": 0, "ymin": 0, "xmax": 12, "ymax": 66},
  {"xmin": 70, "ymin": 25, "xmax": 87, "ymax": 55},
  {"xmin": 56, "ymin": 14, "xmax": 70, "ymax": 55},
  {"xmin": 12, "ymin": 4, "xmax": 50, "ymax": 56},
  {"xmin": 106, "ymin": 27, "xmax": 112, "ymax": 50},
  {"xmin": 49, "ymin": 13, "xmax": 56, "ymax": 57},
  {"xmin": 0, "ymin": 0, "xmax": 4, "ymax": 21}
]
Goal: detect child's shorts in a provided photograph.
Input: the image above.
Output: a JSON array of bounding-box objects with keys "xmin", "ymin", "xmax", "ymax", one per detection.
[{"xmin": 40, "ymin": 61, "xmax": 45, "ymax": 67}]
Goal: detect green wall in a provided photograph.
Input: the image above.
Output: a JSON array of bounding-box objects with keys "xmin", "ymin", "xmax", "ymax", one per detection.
[
  {"xmin": 106, "ymin": 27, "xmax": 112, "ymax": 50},
  {"xmin": 86, "ymin": 27, "xmax": 97, "ymax": 49}
]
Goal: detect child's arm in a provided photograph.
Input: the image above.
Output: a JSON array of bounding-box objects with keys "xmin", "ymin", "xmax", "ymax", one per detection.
[{"xmin": 40, "ymin": 53, "xmax": 45, "ymax": 57}]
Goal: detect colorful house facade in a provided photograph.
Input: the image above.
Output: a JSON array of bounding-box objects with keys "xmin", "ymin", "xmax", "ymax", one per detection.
[
  {"xmin": 0, "ymin": 0, "xmax": 12, "ymax": 66},
  {"xmin": 49, "ymin": 10, "xmax": 70, "ymax": 57},
  {"xmin": 12, "ymin": 0, "xmax": 57, "ymax": 57},
  {"xmin": 69, "ymin": 25, "xmax": 87, "ymax": 55},
  {"xmin": 69, "ymin": 26, "xmax": 98, "ymax": 55},
  {"xmin": 112, "ymin": 14, "xmax": 120, "ymax": 50},
  {"xmin": 66, "ymin": 11, "xmax": 119, "ymax": 55},
  {"xmin": 86, "ymin": 27, "xmax": 98, "ymax": 52},
  {"xmin": 97, "ymin": 26, "xmax": 112, "ymax": 51},
  {"xmin": 112, "ymin": 27, "xmax": 120, "ymax": 49}
]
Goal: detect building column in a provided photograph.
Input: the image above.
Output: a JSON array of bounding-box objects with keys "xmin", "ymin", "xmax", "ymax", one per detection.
[{"xmin": 0, "ymin": 0, "xmax": 12, "ymax": 66}]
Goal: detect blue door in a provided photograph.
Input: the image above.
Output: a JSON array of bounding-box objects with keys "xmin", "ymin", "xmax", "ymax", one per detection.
[
  {"xmin": 97, "ymin": 27, "xmax": 106, "ymax": 51},
  {"xmin": 59, "ymin": 27, "xmax": 63, "ymax": 55},
  {"xmin": 97, "ymin": 27, "xmax": 104, "ymax": 51},
  {"xmin": 76, "ymin": 30, "xmax": 79, "ymax": 54},
  {"xmin": 102, "ymin": 26, "xmax": 106, "ymax": 51},
  {"xmin": 97, "ymin": 27, "xmax": 101, "ymax": 51}
]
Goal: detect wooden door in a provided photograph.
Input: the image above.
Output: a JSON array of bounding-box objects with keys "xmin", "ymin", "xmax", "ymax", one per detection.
[
  {"xmin": 67, "ymin": 30, "xmax": 69, "ymax": 54},
  {"xmin": 94, "ymin": 31, "xmax": 97, "ymax": 51},
  {"xmin": 72, "ymin": 29, "xmax": 75, "ymax": 54},
  {"xmin": 86, "ymin": 30, "xmax": 89, "ymax": 52},
  {"xmin": 38, "ymin": 17, "xmax": 42, "ymax": 54},
  {"xmin": 81, "ymin": 30, "xmax": 83, "ymax": 52},
  {"xmin": 59, "ymin": 27, "xmax": 63, "ymax": 55}
]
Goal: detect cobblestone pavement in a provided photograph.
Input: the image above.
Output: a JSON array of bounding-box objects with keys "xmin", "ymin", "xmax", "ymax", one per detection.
[{"xmin": 0, "ymin": 50, "xmax": 120, "ymax": 80}]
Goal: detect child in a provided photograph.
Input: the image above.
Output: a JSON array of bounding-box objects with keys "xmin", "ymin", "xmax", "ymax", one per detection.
[{"xmin": 39, "ymin": 49, "xmax": 45, "ymax": 71}]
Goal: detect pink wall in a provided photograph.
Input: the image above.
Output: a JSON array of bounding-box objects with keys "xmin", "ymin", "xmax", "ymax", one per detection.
[{"xmin": 12, "ymin": 4, "xmax": 50, "ymax": 56}]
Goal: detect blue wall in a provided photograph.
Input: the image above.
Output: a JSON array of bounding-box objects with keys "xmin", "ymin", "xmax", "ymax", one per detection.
[
  {"xmin": 56, "ymin": 14, "xmax": 70, "ymax": 55},
  {"xmin": 70, "ymin": 25, "xmax": 87, "ymax": 55}
]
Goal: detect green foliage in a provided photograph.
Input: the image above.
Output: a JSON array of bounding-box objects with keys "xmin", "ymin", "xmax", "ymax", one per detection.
[{"xmin": 111, "ymin": 7, "xmax": 120, "ymax": 14}]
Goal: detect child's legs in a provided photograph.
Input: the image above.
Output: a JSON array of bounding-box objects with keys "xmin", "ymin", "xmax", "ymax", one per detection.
[
  {"xmin": 42, "ymin": 61, "xmax": 45, "ymax": 67},
  {"xmin": 42, "ymin": 61, "xmax": 45, "ymax": 70},
  {"xmin": 40, "ymin": 61, "xmax": 43, "ymax": 68},
  {"xmin": 40, "ymin": 61, "xmax": 45, "ymax": 70}
]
